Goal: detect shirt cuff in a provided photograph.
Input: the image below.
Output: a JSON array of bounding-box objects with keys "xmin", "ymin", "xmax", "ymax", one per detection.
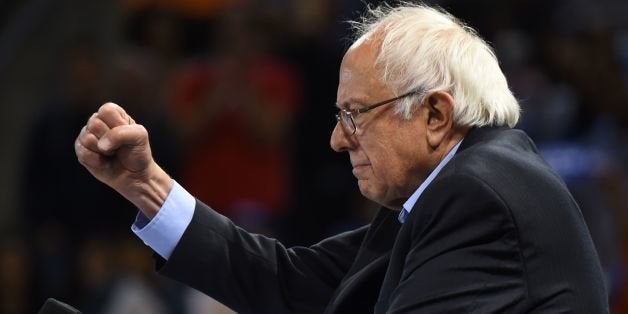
[{"xmin": 131, "ymin": 180, "xmax": 196, "ymax": 260}]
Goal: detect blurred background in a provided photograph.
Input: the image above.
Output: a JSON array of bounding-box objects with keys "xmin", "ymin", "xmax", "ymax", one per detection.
[{"xmin": 0, "ymin": 0, "xmax": 626, "ymax": 313}]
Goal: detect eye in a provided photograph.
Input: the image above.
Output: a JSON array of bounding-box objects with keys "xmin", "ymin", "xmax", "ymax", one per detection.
[{"xmin": 345, "ymin": 106, "xmax": 359, "ymax": 114}]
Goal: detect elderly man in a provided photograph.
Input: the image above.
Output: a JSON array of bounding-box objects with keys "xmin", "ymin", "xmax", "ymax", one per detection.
[{"xmin": 75, "ymin": 3, "xmax": 608, "ymax": 313}]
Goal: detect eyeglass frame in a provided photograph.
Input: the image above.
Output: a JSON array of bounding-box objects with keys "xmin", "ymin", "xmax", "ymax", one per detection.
[{"xmin": 335, "ymin": 89, "xmax": 424, "ymax": 135}]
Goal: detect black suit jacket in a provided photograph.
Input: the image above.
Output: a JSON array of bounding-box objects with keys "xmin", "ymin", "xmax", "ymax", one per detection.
[{"xmin": 158, "ymin": 127, "xmax": 608, "ymax": 313}]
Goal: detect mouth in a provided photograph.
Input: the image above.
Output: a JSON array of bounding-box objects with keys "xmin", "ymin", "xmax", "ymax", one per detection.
[
  {"xmin": 352, "ymin": 163, "xmax": 370, "ymax": 169},
  {"xmin": 351, "ymin": 164, "xmax": 370, "ymax": 177}
]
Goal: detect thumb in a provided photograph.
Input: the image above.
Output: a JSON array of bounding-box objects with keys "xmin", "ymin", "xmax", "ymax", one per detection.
[{"xmin": 98, "ymin": 124, "xmax": 149, "ymax": 155}]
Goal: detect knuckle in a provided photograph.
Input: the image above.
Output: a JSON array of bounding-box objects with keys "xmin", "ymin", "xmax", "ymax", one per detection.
[
  {"xmin": 87, "ymin": 115, "xmax": 98, "ymax": 128},
  {"xmin": 78, "ymin": 133, "xmax": 99, "ymax": 151},
  {"xmin": 101, "ymin": 102, "xmax": 118, "ymax": 110},
  {"xmin": 98, "ymin": 103, "xmax": 129, "ymax": 126},
  {"xmin": 99, "ymin": 103, "xmax": 121, "ymax": 118},
  {"xmin": 136, "ymin": 124, "xmax": 148, "ymax": 135},
  {"xmin": 88, "ymin": 119, "xmax": 106, "ymax": 135},
  {"xmin": 76, "ymin": 148, "xmax": 89, "ymax": 164},
  {"xmin": 98, "ymin": 104, "xmax": 111, "ymax": 115}
]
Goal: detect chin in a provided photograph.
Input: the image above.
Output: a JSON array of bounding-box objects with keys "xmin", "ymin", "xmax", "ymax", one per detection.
[{"xmin": 358, "ymin": 181, "xmax": 384, "ymax": 204}]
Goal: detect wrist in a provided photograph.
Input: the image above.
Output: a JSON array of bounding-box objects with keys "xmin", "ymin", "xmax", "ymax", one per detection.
[{"xmin": 122, "ymin": 163, "xmax": 173, "ymax": 219}]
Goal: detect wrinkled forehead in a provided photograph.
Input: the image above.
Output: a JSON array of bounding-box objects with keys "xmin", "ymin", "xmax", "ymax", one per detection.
[
  {"xmin": 339, "ymin": 66, "xmax": 353, "ymax": 85},
  {"xmin": 340, "ymin": 33, "xmax": 383, "ymax": 82},
  {"xmin": 337, "ymin": 33, "xmax": 391, "ymax": 105}
]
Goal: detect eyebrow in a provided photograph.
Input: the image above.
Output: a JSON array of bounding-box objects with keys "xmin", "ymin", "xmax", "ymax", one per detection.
[{"xmin": 335, "ymin": 97, "xmax": 368, "ymax": 110}]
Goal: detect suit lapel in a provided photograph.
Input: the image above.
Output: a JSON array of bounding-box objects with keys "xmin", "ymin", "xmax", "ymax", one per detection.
[{"xmin": 325, "ymin": 209, "xmax": 401, "ymax": 313}]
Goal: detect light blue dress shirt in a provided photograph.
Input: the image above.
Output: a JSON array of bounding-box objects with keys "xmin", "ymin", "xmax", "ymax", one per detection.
[
  {"xmin": 133, "ymin": 140, "xmax": 462, "ymax": 259},
  {"xmin": 132, "ymin": 180, "xmax": 195, "ymax": 259},
  {"xmin": 398, "ymin": 140, "xmax": 462, "ymax": 223}
]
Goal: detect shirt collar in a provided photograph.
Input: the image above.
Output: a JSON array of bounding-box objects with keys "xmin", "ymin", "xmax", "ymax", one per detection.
[{"xmin": 398, "ymin": 140, "xmax": 463, "ymax": 223}]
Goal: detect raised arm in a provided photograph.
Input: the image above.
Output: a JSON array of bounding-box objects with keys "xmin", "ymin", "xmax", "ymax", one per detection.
[{"xmin": 74, "ymin": 103, "xmax": 364, "ymax": 313}]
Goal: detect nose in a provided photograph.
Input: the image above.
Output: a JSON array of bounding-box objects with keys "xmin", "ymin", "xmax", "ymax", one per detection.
[{"xmin": 330, "ymin": 122, "xmax": 354, "ymax": 152}]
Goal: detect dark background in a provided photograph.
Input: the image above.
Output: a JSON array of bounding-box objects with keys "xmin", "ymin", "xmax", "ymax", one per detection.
[{"xmin": 0, "ymin": 0, "xmax": 627, "ymax": 313}]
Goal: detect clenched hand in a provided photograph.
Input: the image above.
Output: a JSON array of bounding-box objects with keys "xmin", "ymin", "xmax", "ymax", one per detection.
[{"xmin": 75, "ymin": 102, "xmax": 172, "ymax": 218}]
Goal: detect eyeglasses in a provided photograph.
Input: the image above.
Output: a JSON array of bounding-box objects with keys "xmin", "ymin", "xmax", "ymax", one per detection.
[{"xmin": 335, "ymin": 89, "xmax": 423, "ymax": 135}]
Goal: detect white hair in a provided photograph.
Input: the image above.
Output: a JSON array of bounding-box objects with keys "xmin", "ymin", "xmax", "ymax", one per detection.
[{"xmin": 350, "ymin": 2, "xmax": 520, "ymax": 127}]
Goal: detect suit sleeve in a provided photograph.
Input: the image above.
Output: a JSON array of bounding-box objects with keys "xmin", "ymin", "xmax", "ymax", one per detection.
[
  {"xmin": 387, "ymin": 173, "xmax": 526, "ymax": 313},
  {"xmin": 158, "ymin": 200, "xmax": 366, "ymax": 314}
]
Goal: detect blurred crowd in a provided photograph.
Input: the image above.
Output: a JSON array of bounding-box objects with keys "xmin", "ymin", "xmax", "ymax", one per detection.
[{"xmin": 0, "ymin": 0, "xmax": 627, "ymax": 313}]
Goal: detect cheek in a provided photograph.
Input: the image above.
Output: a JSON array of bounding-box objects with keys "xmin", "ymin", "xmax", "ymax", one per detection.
[
  {"xmin": 360, "ymin": 140, "xmax": 397, "ymax": 182},
  {"xmin": 373, "ymin": 159, "xmax": 403, "ymax": 185},
  {"xmin": 369, "ymin": 143, "xmax": 419, "ymax": 189},
  {"xmin": 357, "ymin": 157, "xmax": 406, "ymax": 205},
  {"xmin": 357, "ymin": 126, "xmax": 411, "ymax": 186},
  {"xmin": 368, "ymin": 155, "xmax": 401, "ymax": 187}
]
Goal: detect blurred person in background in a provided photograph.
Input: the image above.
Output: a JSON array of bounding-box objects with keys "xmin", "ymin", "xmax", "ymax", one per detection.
[
  {"xmin": 165, "ymin": 6, "xmax": 302, "ymax": 233},
  {"xmin": 74, "ymin": 3, "xmax": 608, "ymax": 313}
]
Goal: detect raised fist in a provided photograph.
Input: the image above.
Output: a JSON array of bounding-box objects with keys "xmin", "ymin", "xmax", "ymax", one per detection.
[{"xmin": 75, "ymin": 102, "xmax": 171, "ymax": 218}]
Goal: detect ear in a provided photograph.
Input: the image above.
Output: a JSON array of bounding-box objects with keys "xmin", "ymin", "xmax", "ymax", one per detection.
[{"xmin": 424, "ymin": 91, "xmax": 455, "ymax": 149}]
